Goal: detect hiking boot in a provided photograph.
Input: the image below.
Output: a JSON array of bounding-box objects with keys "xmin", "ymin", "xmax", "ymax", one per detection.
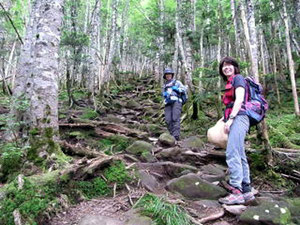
[
  {"xmin": 243, "ymin": 191, "xmax": 255, "ymax": 202},
  {"xmin": 219, "ymin": 188, "xmax": 245, "ymax": 205}
]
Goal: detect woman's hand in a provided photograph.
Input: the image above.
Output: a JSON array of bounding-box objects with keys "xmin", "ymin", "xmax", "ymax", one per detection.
[{"xmin": 224, "ymin": 118, "xmax": 233, "ymax": 134}]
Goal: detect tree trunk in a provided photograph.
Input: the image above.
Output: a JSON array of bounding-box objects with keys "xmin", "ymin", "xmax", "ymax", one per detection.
[
  {"xmin": 230, "ymin": 0, "xmax": 241, "ymax": 58},
  {"xmin": 245, "ymin": 0, "xmax": 259, "ymax": 78},
  {"xmin": 282, "ymin": 0, "xmax": 300, "ymax": 116},
  {"xmin": 87, "ymin": 0, "xmax": 101, "ymax": 94},
  {"xmin": 11, "ymin": 0, "xmax": 63, "ymax": 143}
]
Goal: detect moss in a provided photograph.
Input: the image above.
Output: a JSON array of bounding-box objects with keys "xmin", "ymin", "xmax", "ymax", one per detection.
[
  {"xmin": 0, "ymin": 178, "xmax": 59, "ymax": 225},
  {"xmin": 80, "ymin": 108, "xmax": 98, "ymax": 120},
  {"xmin": 28, "ymin": 127, "xmax": 68, "ymax": 167},
  {"xmin": 98, "ymin": 135, "xmax": 131, "ymax": 154},
  {"xmin": 75, "ymin": 177, "xmax": 109, "ymax": 199},
  {"xmin": 103, "ymin": 161, "xmax": 129, "ymax": 186}
]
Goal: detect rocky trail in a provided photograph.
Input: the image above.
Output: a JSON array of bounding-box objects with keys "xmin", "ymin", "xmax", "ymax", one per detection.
[{"xmin": 1, "ymin": 76, "xmax": 298, "ymax": 225}]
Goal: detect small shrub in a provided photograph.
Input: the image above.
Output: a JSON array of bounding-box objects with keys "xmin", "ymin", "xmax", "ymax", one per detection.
[{"xmin": 0, "ymin": 143, "xmax": 27, "ymax": 181}]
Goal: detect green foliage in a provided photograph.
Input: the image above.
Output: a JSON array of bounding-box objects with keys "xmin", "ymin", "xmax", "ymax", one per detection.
[
  {"xmin": 267, "ymin": 114, "xmax": 300, "ymax": 148},
  {"xmin": 135, "ymin": 194, "xmax": 192, "ymax": 225},
  {"xmin": 98, "ymin": 135, "xmax": 131, "ymax": 154},
  {"xmin": 0, "ymin": 143, "xmax": 28, "ymax": 181},
  {"xmin": 249, "ymin": 152, "xmax": 267, "ymax": 174},
  {"xmin": 80, "ymin": 108, "xmax": 99, "ymax": 120},
  {"xmin": 76, "ymin": 177, "xmax": 109, "ymax": 199},
  {"xmin": 0, "ymin": 178, "xmax": 57, "ymax": 225},
  {"xmin": 103, "ymin": 161, "xmax": 129, "ymax": 185}
]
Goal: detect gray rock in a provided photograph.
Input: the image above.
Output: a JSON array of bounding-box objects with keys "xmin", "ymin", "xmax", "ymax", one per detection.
[
  {"xmin": 222, "ymin": 204, "xmax": 247, "ymax": 215},
  {"xmin": 126, "ymin": 99, "xmax": 140, "ymax": 109},
  {"xmin": 212, "ymin": 222, "xmax": 231, "ymax": 225},
  {"xmin": 79, "ymin": 215, "xmax": 123, "ymax": 225},
  {"xmin": 124, "ymin": 209, "xmax": 152, "ymax": 225},
  {"xmin": 140, "ymin": 151, "xmax": 157, "ymax": 163},
  {"xmin": 156, "ymin": 147, "xmax": 181, "ymax": 160},
  {"xmin": 240, "ymin": 200, "xmax": 292, "ymax": 225},
  {"xmin": 138, "ymin": 170, "xmax": 160, "ymax": 192},
  {"xmin": 126, "ymin": 141, "xmax": 153, "ymax": 156},
  {"xmin": 158, "ymin": 133, "xmax": 176, "ymax": 147},
  {"xmin": 198, "ymin": 164, "xmax": 226, "ymax": 182},
  {"xmin": 166, "ymin": 173, "xmax": 227, "ymax": 200},
  {"xmin": 182, "ymin": 136, "xmax": 204, "ymax": 149}
]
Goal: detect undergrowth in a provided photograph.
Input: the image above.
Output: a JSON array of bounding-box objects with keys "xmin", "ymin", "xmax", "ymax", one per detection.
[{"xmin": 135, "ymin": 194, "xmax": 192, "ymax": 225}]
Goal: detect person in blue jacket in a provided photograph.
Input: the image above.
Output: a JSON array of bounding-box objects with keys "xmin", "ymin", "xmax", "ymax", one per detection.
[{"xmin": 162, "ymin": 68, "xmax": 187, "ymax": 141}]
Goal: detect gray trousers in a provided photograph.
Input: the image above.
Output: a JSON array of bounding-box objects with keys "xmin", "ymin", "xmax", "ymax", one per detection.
[
  {"xmin": 226, "ymin": 115, "xmax": 251, "ymax": 192},
  {"xmin": 164, "ymin": 101, "xmax": 182, "ymax": 140}
]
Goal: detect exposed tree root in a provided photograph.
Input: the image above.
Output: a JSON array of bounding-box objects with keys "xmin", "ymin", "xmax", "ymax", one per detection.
[{"xmin": 60, "ymin": 141, "xmax": 102, "ymax": 158}]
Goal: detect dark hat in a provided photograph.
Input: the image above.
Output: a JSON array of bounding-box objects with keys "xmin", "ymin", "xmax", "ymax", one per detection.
[{"xmin": 163, "ymin": 68, "xmax": 174, "ymax": 79}]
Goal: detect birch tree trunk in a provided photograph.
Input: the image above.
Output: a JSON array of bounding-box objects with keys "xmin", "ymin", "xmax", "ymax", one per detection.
[
  {"xmin": 230, "ymin": 0, "xmax": 241, "ymax": 58},
  {"xmin": 87, "ymin": 0, "xmax": 101, "ymax": 94},
  {"xmin": 282, "ymin": 0, "xmax": 300, "ymax": 116},
  {"xmin": 175, "ymin": 0, "xmax": 194, "ymax": 93},
  {"xmin": 243, "ymin": 0, "xmax": 272, "ymax": 163},
  {"xmin": 12, "ymin": 0, "xmax": 63, "ymax": 143},
  {"xmin": 240, "ymin": 1, "xmax": 251, "ymax": 68},
  {"xmin": 245, "ymin": 0, "xmax": 259, "ymax": 78},
  {"xmin": 198, "ymin": 26, "xmax": 204, "ymax": 92},
  {"xmin": 102, "ymin": 0, "xmax": 118, "ymax": 89}
]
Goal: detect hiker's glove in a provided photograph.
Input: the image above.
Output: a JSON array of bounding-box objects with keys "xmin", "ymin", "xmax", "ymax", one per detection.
[{"xmin": 172, "ymin": 86, "xmax": 180, "ymax": 93}]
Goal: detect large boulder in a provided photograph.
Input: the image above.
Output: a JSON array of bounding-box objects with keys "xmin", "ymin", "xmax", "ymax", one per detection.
[
  {"xmin": 240, "ymin": 200, "xmax": 292, "ymax": 225},
  {"xmin": 166, "ymin": 173, "xmax": 227, "ymax": 200},
  {"xmin": 158, "ymin": 133, "xmax": 176, "ymax": 147},
  {"xmin": 182, "ymin": 136, "xmax": 204, "ymax": 149}
]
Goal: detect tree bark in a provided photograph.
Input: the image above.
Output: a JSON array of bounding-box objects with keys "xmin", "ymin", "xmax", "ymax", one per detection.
[
  {"xmin": 230, "ymin": 0, "xmax": 241, "ymax": 58},
  {"xmin": 12, "ymin": 0, "xmax": 63, "ymax": 140},
  {"xmin": 282, "ymin": 0, "xmax": 300, "ymax": 116}
]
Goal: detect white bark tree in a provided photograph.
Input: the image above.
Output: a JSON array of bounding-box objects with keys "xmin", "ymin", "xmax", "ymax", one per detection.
[
  {"xmin": 282, "ymin": 0, "xmax": 300, "ymax": 116},
  {"xmin": 12, "ymin": 0, "xmax": 64, "ymax": 141}
]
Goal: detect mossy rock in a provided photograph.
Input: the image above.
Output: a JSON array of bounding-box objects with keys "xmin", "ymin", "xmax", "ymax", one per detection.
[
  {"xmin": 158, "ymin": 133, "xmax": 176, "ymax": 147},
  {"xmin": 140, "ymin": 151, "xmax": 157, "ymax": 163},
  {"xmin": 286, "ymin": 198, "xmax": 300, "ymax": 224},
  {"xmin": 182, "ymin": 136, "xmax": 204, "ymax": 149},
  {"xmin": 240, "ymin": 200, "xmax": 292, "ymax": 225},
  {"xmin": 126, "ymin": 99, "xmax": 140, "ymax": 109},
  {"xmin": 126, "ymin": 141, "xmax": 154, "ymax": 156},
  {"xmin": 166, "ymin": 173, "xmax": 227, "ymax": 200}
]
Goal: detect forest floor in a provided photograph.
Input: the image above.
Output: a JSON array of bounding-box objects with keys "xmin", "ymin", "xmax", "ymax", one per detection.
[{"xmin": 0, "ymin": 76, "xmax": 299, "ymax": 225}]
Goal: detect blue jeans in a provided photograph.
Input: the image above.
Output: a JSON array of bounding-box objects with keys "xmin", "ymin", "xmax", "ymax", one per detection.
[{"xmin": 226, "ymin": 115, "xmax": 251, "ymax": 191}]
